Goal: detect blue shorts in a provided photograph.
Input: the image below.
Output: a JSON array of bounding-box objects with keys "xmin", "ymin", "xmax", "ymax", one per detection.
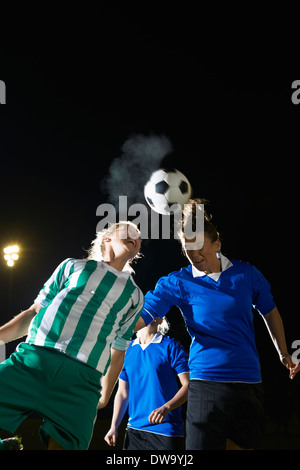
[{"xmin": 0, "ymin": 343, "xmax": 102, "ymax": 450}]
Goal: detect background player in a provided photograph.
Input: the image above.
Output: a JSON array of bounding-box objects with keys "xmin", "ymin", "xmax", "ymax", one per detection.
[{"xmin": 103, "ymin": 317, "xmax": 189, "ymax": 450}]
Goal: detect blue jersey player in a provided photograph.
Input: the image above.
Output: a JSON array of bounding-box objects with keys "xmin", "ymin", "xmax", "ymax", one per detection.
[
  {"xmin": 104, "ymin": 317, "xmax": 189, "ymax": 450},
  {"xmin": 135, "ymin": 198, "xmax": 299, "ymax": 450}
]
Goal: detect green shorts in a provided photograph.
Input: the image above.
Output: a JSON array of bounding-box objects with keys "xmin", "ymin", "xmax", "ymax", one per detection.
[{"xmin": 0, "ymin": 342, "xmax": 102, "ymax": 450}]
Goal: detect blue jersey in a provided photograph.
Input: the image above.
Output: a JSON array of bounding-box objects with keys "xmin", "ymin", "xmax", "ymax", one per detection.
[
  {"xmin": 141, "ymin": 260, "xmax": 276, "ymax": 383},
  {"xmin": 119, "ymin": 333, "xmax": 189, "ymax": 436}
]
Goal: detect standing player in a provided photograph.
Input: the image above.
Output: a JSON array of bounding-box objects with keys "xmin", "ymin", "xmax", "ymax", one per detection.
[
  {"xmin": 0, "ymin": 221, "xmax": 143, "ymax": 450},
  {"xmin": 103, "ymin": 317, "xmax": 189, "ymax": 450},
  {"xmin": 135, "ymin": 199, "xmax": 299, "ymax": 450}
]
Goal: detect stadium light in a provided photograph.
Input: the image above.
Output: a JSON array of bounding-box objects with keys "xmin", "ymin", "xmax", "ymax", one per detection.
[{"xmin": 3, "ymin": 245, "xmax": 20, "ymax": 267}]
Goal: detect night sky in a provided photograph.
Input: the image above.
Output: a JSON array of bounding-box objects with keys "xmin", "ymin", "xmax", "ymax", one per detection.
[{"xmin": 1, "ymin": 7, "xmax": 299, "ymax": 416}]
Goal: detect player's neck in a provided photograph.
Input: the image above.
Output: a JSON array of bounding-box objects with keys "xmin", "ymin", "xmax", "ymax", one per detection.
[
  {"xmin": 203, "ymin": 259, "xmax": 221, "ymax": 274},
  {"xmin": 138, "ymin": 330, "xmax": 156, "ymax": 345},
  {"xmin": 103, "ymin": 259, "xmax": 126, "ymax": 272},
  {"xmin": 102, "ymin": 252, "xmax": 131, "ymax": 272}
]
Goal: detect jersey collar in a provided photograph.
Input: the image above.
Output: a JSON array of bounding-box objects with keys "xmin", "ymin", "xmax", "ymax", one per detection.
[
  {"xmin": 132, "ymin": 332, "xmax": 163, "ymax": 350},
  {"xmin": 191, "ymin": 253, "xmax": 233, "ymax": 281}
]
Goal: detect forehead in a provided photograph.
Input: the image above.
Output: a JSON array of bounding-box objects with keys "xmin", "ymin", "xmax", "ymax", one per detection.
[
  {"xmin": 115, "ymin": 224, "xmax": 140, "ymax": 239},
  {"xmin": 183, "ymin": 232, "xmax": 208, "ymax": 250}
]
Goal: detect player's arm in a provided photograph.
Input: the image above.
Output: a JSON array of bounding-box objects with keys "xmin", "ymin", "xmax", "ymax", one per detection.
[
  {"xmin": 98, "ymin": 347, "xmax": 126, "ymax": 409},
  {"xmin": 137, "ymin": 274, "xmax": 180, "ymax": 332},
  {"xmin": 104, "ymin": 378, "xmax": 129, "ymax": 447},
  {"xmin": 263, "ymin": 306, "xmax": 299, "ymax": 379},
  {"xmin": 0, "ymin": 303, "xmax": 41, "ymax": 343},
  {"xmin": 133, "ymin": 316, "xmax": 146, "ymax": 332},
  {"xmin": 148, "ymin": 372, "xmax": 189, "ymax": 424}
]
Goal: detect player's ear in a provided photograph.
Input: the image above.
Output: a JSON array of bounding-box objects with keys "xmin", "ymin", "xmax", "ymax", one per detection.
[{"xmin": 214, "ymin": 239, "xmax": 221, "ymax": 252}]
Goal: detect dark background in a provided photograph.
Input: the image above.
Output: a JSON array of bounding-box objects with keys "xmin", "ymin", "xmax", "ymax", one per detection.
[{"xmin": 0, "ymin": 6, "xmax": 299, "ymax": 450}]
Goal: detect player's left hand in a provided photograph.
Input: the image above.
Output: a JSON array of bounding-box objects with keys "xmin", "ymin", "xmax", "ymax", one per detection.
[
  {"xmin": 148, "ymin": 405, "xmax": 170, "ymax": 424},
  {"xmin": 281, "ymin": 354, "xmax": 299, "ymax": 380}
]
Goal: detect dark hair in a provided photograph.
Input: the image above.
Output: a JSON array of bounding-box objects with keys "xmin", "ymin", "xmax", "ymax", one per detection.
[{"xmin": 179, "ymin": 198, "xmax": 220, "ymax": 246}]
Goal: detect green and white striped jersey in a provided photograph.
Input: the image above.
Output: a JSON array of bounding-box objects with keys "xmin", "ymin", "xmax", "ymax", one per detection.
[{"xmin": 26, "ymin": 258, "xmax": 144, "ymax": 374}]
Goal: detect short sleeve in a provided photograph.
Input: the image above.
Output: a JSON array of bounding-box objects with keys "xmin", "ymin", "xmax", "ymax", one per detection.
[
  {"xmin": 141, "ymin": 273, "xmax": 182, "ymax": 326},
  {"xmin": 119, "ymin": 365, "xmax": 128, "ymax": 382},
  {"xmin": 249, "ymin": 265, "xmax": 276, "ymax": 315},
  {"xmin": 168, "ymin": 339, "xmax": 189, "ymax": 376},
  {"xmin": 34, "ymin": 258, "xmax": 74, "ymax": 307}
]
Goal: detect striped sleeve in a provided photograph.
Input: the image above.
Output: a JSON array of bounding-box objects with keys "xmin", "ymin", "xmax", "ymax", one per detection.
[
  {"xmin": 34, "ymin": 258, "xmax": 74, "ymax": 307},
  {"xmin": 112, "ymin": 287, "xmax": 144, "ymax": 351}
]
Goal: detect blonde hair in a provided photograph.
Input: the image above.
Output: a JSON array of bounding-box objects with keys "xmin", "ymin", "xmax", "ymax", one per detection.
[{"xmin": 87, "ymin": 221, "xmax": 142, "ymax": 274}]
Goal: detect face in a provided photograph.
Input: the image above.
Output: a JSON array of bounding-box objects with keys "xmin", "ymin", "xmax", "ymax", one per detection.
[
  {"xmin": 141, "ymin": 317, "xmax": 163, "ymax": 335},
  {"xmin": 149, "ymin": 317, "xmax": 163, "ymax": 329},
  {"xmin": 104, "ymin": 225, "xmax": 141, "ymax": 261},
  {"xmin": 184, "ymin": 232, "xmax": 221, "ymax": 273}
]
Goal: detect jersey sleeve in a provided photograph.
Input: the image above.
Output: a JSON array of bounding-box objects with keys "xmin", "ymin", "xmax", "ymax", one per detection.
[
  {"xmin": 119, "ymin": 368, "xmax": 128, "ymax": 381},
  {"xmin": 168, "ymin": 339, "xmax": 189, "ymax": 376},
  {"xmin": 119, "ymin": 359, "xmax": 129, "ymax": 382},
  {"xmin": 34, "ymin": 258, "xmax": 73, "ymax": 307},
  {"xmin": 112, "ymin": 288, "xmax": 144, "ymax": 351},
  {"xmin": 249, "ymin": 265, "xmax": 276, "ymax": 315},
  {"xmin": 141, "ymin": 273, "xmax": 182, "ymax": 326}
]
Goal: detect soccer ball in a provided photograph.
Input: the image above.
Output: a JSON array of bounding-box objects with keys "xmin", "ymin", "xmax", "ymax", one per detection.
[{"xmin": 144, "ymin": 168, "xmax": 192, "ymax": 215}]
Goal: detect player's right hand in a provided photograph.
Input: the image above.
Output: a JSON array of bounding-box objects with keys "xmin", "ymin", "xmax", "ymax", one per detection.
[{"xmin": 104, "ymin": 428, "xmax": 118, "ymax": 447}]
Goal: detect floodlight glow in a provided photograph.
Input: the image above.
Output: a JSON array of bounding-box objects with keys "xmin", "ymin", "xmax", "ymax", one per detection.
[
  {"xmin": 4, "ymin": 245, "xmax": 19, "ymax": 254},
  {"xmin": 3, "ymin": 245, "xmax": 20, "ymax": 267}
]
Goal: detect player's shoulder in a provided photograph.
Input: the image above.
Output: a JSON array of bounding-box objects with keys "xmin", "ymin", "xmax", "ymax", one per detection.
[
  {"xmin": 162, "ymin": 334, "xmax": 184, "ymax": 350},
  {"xmin": 227, "ymin": 259, "xmax": 265, "ymax": 283},
  {"xmin": 164, "ymin": 265, "xmax": 192, "ymax": 281},
  {"xmin": 226, "ymin": 258, "xmax": 253, "ymax": 272},
  {"xmin": 63, "ymin": 258, "xmax": 89, "ymax": 270},
  {"xmin": 128, "ymin": 274, "xmax": 143, "ymax": 292}
]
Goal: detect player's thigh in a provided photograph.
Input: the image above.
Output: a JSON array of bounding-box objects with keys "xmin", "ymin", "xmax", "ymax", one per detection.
[
  {"xmin": 0, "ymin": 352, "xmax": 42, "ymax": 431},
  {"xmin": 48, "ymin": 437, "xmax": 65, "ymax": 450},
  {"xmin": 186, "ymin": 380, "xmax": 228, "ymax": 450},
  {"xmin": 40, "ymin": 355, "xmax": 102, "ymax": 450}
]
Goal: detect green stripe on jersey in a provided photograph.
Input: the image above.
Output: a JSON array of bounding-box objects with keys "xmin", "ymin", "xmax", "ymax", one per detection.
[
  {"xmin": 87, "ymin": 277, "xmax": 136, "ymax": 369},
  {"xmin": 40, "ymin": 258, "xmax": 72, "ymax": 306},
  {"xmin": 28, "ymin": 260, "xmax": 75, "ymax": 344},
  {"xmin": 27, "ymin": 258, "xmax": 144, "ymax": 374},
  {"xmin": 64, "ymin": 270, "xmax": 117, "ymax": 357},
  {"xmin": 44, "ymin": 261, "xmax": 98, "ymax": 346}
]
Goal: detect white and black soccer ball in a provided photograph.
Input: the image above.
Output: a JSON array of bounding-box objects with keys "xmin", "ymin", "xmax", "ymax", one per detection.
[{"xmin": 144, "ymin": 168, "xmax": 192, "ymax": 215}]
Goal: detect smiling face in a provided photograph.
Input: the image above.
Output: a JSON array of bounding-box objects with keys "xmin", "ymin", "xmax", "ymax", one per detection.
[{"xmin": 184, "ymin": 232, "xmax": 221, "ymax": 274}]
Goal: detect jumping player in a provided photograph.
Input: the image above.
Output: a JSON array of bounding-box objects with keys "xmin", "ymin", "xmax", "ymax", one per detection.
[
  {"xmin": 0, "ymin": 221, "xmax": 143, "ymax": 450},
  {"xmin": 135, "ymin": 199, "xmax": 299, "ymax": 450}
]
